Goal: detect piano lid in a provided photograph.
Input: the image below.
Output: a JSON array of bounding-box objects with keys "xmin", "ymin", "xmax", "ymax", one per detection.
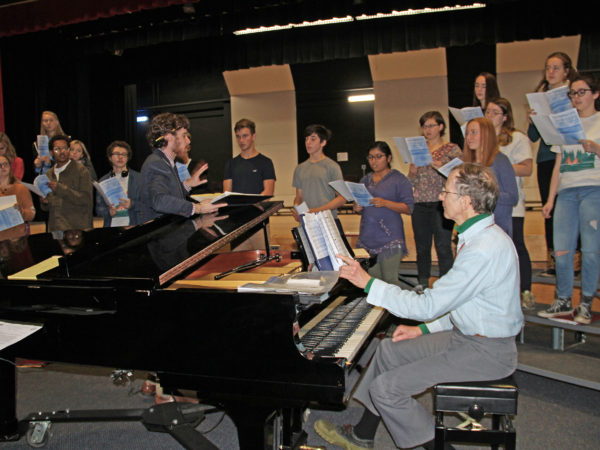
[{"xmin": 0, "ymin": 201, "xmax": 283, "ymax": 288}]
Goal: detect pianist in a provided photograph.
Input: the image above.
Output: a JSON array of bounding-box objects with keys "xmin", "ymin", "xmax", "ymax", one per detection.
[
  {"xmin": 140, "ymin": 112, "xmax": 224, "ymax": 222},
  {"xmin": 315, "ymin": 163, "xmax": 523, "ymax": 450}
]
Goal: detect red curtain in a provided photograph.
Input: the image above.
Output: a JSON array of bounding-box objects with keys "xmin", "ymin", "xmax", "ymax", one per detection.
[
  {"xmin": 0, "ymin": 50, "xmax": 4, "ymax": 132},
  {"xmin": 0, "ymin": 0, "xmax": 193, "ymax": 38}
]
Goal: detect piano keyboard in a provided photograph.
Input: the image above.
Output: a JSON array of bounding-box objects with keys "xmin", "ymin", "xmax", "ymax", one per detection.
[{"xmin": 299, "ymin": 296, "xmax": 385, "ymax": 362}]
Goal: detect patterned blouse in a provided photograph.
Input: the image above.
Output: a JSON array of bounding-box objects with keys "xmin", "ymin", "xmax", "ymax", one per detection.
[{"xmin": 408, "ymin": 142, "xmax": 462, "ymax": 203}]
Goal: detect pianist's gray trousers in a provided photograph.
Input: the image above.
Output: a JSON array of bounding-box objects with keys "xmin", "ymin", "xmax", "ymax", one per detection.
[{"xmin": 352, "ymin": 329, "xmax": 517, "ymax": 448}]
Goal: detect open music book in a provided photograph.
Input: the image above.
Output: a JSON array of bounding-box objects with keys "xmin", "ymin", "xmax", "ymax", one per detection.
[
  {"xmin": 328, "ymin": 180, "xmax": 373, "ymax": 207},
  {"xmin": 526, "ymin": 85, "xmax": 571, "ymax": 115},
  {"xmin": 22, "ymin": 175, "xmax": 52, "ymax": 198},
  {"xmin": 299, "ymin": 210, "xmax": 352, "ymax": 271},
  {"xmin": 93, "ymin": 178, "xmax": 128, "ymax": 208},
  {"xmin": 529, "ymin": 108, "xmax": 586, "ymax": 146},
  {"xmin": 449, "ymin": 106, "xmax": 484, "ymax": 136},
  {"xmin": 191, "ymin": 191, "xmax": 272, "ymax": 207},
  {"xmin": 393, "ymin": 136, "xmax": 432, "ymax": 167},
  {"xmin": 238, "ymin": 271, "xmax": 339, "ymax": 295},
  {"xmin": 0, "ymin": 196, "xmax": 24, "ymax": 232}
]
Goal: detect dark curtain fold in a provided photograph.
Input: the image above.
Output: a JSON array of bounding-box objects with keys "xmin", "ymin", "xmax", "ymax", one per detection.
[
  {"xmin": 1, "ymin": 0, "xmax": 597, "ymax": 177},
  {"xmin": 0, "ymin": 0, "xmax": 193, "ymax": 38},
  {"xmin": 3, "ymin": 2, "xmax": 591, "ymax": 71},
  {"xmin": 578, "ymin": 31, "xmax": 600, "ymax": 72}
]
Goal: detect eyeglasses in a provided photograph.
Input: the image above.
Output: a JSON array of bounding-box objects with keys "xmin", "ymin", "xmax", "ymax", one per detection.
[
  {"xmin": 52, "ymin": 146, "xmax": 69, "ymax": 152},
  {"xmin": 421, "ymin": 123, "xmax": 439, "ymax": 129},
  {"xmin": 545, "ymin": 65, "xmax": 564, "ymax": 73},
  {"xmin": 568, "ymin": 89, "xmax": 593, "ymax": 98},
  {"xmin": 366, "ymin": 154, "xmax": 386, "ymax": 160},
  {"xmin": 440, "ymin": 189, "xmax": 461, "ymax": 197},
  {"xmin": 485, "ymin": 109, "xmax": 504, "ymax": 117},
  {"xmin": 111, "ymin": 152, "xmax": 128, "ymax": 158},
  {"xmin": 0, "ymin": 162, "xmax": 10, "ymax": 168}
]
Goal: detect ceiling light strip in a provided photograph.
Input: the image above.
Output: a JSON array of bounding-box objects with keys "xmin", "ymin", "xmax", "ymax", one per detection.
[
  {"xmin": 355, "ymin": 3, "xmax": 486, "ymax": 21},
  {"xmin": 233, "ymin": 4, "xmax": 486, "ymax": 35},
  {"xmin": 234, "ymin": 15, "xmax": 353, "ymax": 36}
]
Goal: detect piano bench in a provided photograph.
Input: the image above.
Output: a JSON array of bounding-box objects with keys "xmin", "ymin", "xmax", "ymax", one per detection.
[{"xmin": 433, "ymin": 375, "xmax": 518, "ymax": 450}]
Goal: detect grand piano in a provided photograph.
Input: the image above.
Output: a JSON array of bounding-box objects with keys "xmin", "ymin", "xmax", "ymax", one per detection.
[{"xmin": 0, "ymin": 201, "xmax": 388, "ymax": 449}]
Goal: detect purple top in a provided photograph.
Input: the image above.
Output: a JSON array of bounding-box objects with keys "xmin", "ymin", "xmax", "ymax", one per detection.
[
  {"xmin": 357, "ymin": 169, "xmax": 414, "ymax": 256},
  {"xmin": 490, "ymin": 152, "xmax": 519, "ymax": 237}
]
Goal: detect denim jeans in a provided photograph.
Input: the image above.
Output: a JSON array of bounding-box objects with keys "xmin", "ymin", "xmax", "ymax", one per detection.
[{"xmin": 553, "ymin": 186, "xmax": 600, "ymax": 298}]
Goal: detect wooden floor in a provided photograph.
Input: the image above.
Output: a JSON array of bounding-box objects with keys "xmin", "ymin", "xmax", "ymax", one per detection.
[{"xmin": 269, "ymin": 206, "xmax": 548, "ymax": 262}]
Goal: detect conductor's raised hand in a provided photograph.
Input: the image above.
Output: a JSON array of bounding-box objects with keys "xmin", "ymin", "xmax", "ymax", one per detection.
[
  {"xmin": 187, "ymin": 163, "xmax": 209, "ymax": 188},
  {"xmin": 336, "ymin": 254, "xmax": 371, "ymax": 289},
  {"xmin": 392, "ymin": 325, "xmax": 422, "ymax": 342}
]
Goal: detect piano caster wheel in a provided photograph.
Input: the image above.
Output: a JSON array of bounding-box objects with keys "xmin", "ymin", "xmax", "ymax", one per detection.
[{"xmin": 26, "ymin": 421, "xmax": 51, "ymax": 448}]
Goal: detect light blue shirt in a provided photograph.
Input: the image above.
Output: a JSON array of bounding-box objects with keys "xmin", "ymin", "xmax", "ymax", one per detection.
[{"xmin": 367, "ymin": 215, "xmax": 523, "ymax": 338}]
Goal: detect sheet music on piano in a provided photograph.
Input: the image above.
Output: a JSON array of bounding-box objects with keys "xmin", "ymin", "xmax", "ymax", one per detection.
[{"xmin": 299, "ymin": 210, "xmax": 351, "ymax": 271}]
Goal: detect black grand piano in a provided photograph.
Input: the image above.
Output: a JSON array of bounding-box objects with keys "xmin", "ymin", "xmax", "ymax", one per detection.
[{"xmin": 0, "ymin": 201, "xmax": 388, "ymax": 449}]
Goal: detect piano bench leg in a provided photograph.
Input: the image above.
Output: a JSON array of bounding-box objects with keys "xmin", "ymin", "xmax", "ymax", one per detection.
[{"xmin": 0, "ymin": 356, "xmax": 19, "ymax": 442}]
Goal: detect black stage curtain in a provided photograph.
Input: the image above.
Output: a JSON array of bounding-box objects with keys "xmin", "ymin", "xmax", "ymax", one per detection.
[
  {"xmin": 1, "ymin": 0, "xmax": 596, "ymax": 179},
  {"xmin": 2, "ymin": 2, "xmax": 592, "ymax": 72}
]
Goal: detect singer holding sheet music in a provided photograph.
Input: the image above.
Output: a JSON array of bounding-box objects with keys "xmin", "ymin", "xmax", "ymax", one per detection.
[
  {"xmin": 538, "ymin": 74, "xmax": 600, "ymax": 323},
  {"xmin": 355, "ymin": 142, "xmax": 413, "ymax": 286},
  {"xmin": 0, "ymin": 154, "xmax": 35, "ymax": 222},
  {"xmin": 96, "ymin": 141, "xmax": 143, "ymax": 227},
  {"xmin": 40, "ymin": 135, "xmax": 94, "ymax": 232},
  {"xmin": 408, "ymin": 111, "xmax": 462, "ymax": 294},
  {"xmin": 293, "ymin": 125, "xmax": 346, "ymax": 219},
  {"xmin": 315, "ymin": 163, "xmax": 522, "ymax": 450},
  {"xmin": 527, "ymin": 52, "xmax": 578, "ymax": 276}
]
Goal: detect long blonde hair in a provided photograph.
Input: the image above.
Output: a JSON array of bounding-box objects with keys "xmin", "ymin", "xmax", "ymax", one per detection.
[
  {"xmin": 0, "ymin": 132, "xmax": 18, "ymax": 162},
  {"xmin": 39, "ymin": 110, "xmax": 66, "ymax": 137},
  {"xmin": 70, "ymin": 139, "xmax": 92, "ymax": 162}
]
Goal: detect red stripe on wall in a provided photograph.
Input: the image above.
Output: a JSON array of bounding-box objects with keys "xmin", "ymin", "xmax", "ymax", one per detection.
[{"xmin": 0, "ymin": 50, "xmax": 5, "ymax": 132}]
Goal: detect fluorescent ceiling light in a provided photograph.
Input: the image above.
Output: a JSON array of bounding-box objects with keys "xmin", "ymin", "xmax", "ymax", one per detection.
[
  {"xmin": 136, "ymin": 115, "xmax": 149, "ymax": 123},
  {"xmin": 233, "ymin": 4, "xmax": 486, "ymax": 35},
  {"xmin": 348, "ymin": 94, "xmax": 375, "ymax": 103},
  {"xmin": 234, "ymin": 15, "xmax": 353, "ymax": 35},
  {"xmin": 356, "ymin": 3, "xmax": 486, "ymax": 20}
]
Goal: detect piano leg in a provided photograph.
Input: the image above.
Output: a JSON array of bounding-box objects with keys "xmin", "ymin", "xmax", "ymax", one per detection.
[
  {"xmin": 0, "ymin": 355, "xmax": 19, "ymax": 441},
  {"xmin": 281, "ymin": 407, "xmax": 308, "ymax": 449},
  {"xmin": 226, "ymin": 404, "xmax": 308, "ymax": 450},
  {"xmin": 225, "ymin": 404, "xmax": 277, "ymax": 449}
]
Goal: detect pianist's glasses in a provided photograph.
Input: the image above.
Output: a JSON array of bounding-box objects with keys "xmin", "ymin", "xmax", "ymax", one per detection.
[{"xmin": 440, "ymin": 189, "xmax": 461, "ymax": 197}]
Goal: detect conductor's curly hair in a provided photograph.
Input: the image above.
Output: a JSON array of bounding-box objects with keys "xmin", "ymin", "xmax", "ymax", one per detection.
[{"xmin": 146, "ymin": 113, "xmax": 190, "ymax": 148}]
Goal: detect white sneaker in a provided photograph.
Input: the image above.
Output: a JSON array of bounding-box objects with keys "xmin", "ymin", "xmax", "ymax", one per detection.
[
  {"xmin": 537, "ymin": 297, "xmax": 571, "ymax": 318},
  {"xmin": 574, "ymin": 300, "xmax": 592, "ymax": 324}
]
